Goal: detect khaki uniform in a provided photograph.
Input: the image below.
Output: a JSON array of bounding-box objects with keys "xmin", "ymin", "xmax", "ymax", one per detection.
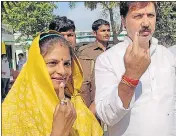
[{"xmin": 77, "ymin": 42, "xmax": 112, "ymax": 107}]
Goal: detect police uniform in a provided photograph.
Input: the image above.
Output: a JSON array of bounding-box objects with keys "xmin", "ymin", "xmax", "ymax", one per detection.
[{"xmin": 77, "ymin": 42, "xmax": 112, "ymax": 107}]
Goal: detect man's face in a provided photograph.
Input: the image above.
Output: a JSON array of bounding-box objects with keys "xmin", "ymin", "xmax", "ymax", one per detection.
[
  {"xmin": 2, "ymin": 55, "xmax": 7, "ymax": 61},
  {"xmin": 60, "ymin": 29, "xmax": 76, "ymax": 49},
  {"xmin": 18, "ymin": 55, "xmax": 22, "ymax": 60},
  {"xmin": 93, "ymin": 25, "xmax": 111, "ymax": 42},
  {"xmin": 123, "ymin": 2, "xmax": 156, "ymax": 43}
]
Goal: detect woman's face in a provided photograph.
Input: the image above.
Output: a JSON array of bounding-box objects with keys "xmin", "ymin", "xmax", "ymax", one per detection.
[{"xmin": 43, "ymin": 42, "xmax": 72, "ymax": 94}]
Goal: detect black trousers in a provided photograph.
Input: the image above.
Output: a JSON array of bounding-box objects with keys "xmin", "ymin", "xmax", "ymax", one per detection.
[{"xmin": 1, "ymin": 78, "xmax": 10, "ymax": 98}]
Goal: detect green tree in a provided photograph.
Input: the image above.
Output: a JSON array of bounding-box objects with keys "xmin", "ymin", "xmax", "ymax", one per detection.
[
  {"xmin": 154, "ymin": 2, "xmax": 176, "ymax": 47},
  {"xmin": 1, "ymin": 1, "xmax": 17, "ymax": 14},
  {"xmin": 2, "ymin": 2, "xmax": 57, "ymax": 38},
  {"xmin": 69, "ymin": 2, "xmax": 120, "ymax": 44}
]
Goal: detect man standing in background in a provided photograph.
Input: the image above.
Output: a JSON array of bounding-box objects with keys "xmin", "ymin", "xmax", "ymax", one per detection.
[
  {"xmin": 77, "ymin": 19, "xmax": 111, "ymax": 115},
  {"xmin": 1, "ymin": 54, "xmax": 11, "ymax": 98},
  {"xmin": 17, "ymin": 53, "xmax": 26, "ymax": 71}
]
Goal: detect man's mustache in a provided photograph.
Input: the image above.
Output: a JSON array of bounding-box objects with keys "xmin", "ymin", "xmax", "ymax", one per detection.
[{"xmin": 139, "ymin": 26, "xmax": 151, "ymax": 33}]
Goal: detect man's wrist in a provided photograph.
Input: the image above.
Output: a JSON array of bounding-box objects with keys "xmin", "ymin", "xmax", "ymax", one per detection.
[{"xmin": 124, "ymin": 71, "xmax": 141, "ymax": 80}]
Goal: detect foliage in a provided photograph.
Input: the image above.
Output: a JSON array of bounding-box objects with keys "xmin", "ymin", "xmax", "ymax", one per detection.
[
  {"xmin": 98, "ymin": 4, "xmax": 121, "ymax": 32},
  {"xmin": 18, "ymin": 42, "xmax": 31, "ymax": 51},
  {"xmin": 1, "ymin": 1, "xmax": 17, "ymax": 14},
  {"xmin": 154, "ymin": 2, "xmax": 176, "ymax": 47},
  {"xmin": 2, "ymin": 2, "xmax": 57, "ymax": 38}
]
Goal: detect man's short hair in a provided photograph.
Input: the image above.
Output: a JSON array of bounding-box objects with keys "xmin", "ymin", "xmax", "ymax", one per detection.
[
  {"xmin": 1, "ymin": 54, "xmax": 6, "ymax": 59},
  {"xmin": 18, "ymin": 53, "xmax": 24, "ymax": 57},
  {"xmin": 49, "ymin": 16, "xmax": 76, "ymax": 32},
  {"xmin": 92, "ymin": 19, "xmax": 110, "ymax": 31},
  {"xmin": 120, "ymin": 2, "xmax": 157, "ymax": 18}
]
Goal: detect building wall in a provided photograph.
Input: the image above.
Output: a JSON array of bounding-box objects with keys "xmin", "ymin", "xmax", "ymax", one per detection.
[{"xmin": 2, "ymin": 24, "xmax": 16, "ymax": 69}]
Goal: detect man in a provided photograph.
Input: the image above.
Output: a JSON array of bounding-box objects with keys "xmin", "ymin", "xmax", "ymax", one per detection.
[
  {"xmin": 17, "ymin": 53, "xmax": 26, "ymax": 71},
  {"xmin": 49, "ymin": 16, "xmax": 76, "ymax": 49},
  {"xmin": 77, "ymin": 19, "xmax": 111, "ymax": 114},
  {"xmin": 1, "ymin": 54, "xmax": 11, "ymax": 98},
  {"xmin": 95, "ymin": 2, "xmax": 176, "ymax": 136}
]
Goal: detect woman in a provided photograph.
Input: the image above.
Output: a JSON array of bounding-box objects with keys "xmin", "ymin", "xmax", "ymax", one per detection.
[{"xmin": 2, "ymin": 31, "xmax": 103, "ymax": 136}]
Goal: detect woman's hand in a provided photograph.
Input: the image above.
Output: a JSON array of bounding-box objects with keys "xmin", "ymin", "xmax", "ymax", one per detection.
[{"xmin": 51, "ymin": 82, "xmax": 77, "ymax": 136}]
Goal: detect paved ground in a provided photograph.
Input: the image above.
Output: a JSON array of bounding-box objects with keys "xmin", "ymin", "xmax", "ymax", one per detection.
[
  {"xmin": 103, "ymin": 124, "xmax": 109, "ymax": 136},
  {"xmin": 104, "ymin": 131, "xmax": 108, "ymax": 136}
]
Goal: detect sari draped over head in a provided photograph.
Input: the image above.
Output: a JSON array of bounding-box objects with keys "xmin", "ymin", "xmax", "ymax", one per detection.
[{"xmin": 2, "ymin": 34, "xmax": 103, "ymax": 136}]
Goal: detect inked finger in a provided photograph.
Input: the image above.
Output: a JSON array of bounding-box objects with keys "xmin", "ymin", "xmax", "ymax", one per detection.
[
  {"xmin": 58, "ymin": 82, "xmax": 65, "ymax": 100},
  {"xmin": 132, "ymin": 32, "xmax": 139, "ymax": 52}
]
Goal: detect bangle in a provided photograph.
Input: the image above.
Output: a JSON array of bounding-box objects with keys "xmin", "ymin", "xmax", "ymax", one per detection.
[
  {"xmin": 121, "ymin": 79, "xmax": 136, "ymax": 88},
  {"xmin": 121, "ymin": 75, "xmax": 139, "ymax": 87}
]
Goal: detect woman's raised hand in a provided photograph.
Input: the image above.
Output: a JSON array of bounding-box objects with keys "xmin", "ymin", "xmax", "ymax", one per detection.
[{"xmin": 51, "ymin": 82, "xmax": 77, "ymax": 136}]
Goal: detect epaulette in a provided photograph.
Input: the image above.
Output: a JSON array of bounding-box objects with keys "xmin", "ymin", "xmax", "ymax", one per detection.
[
  {"xmin": 78, "ymin": 55, "xmax": 94, "ymax": 60},
  {"xmin": 77, "ymin": 42, "xmax": 95, "ymax": 53}
]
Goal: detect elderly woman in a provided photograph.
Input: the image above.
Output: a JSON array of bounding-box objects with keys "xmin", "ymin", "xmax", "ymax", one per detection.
[{"xmin": 2, "ymin": 31, "xmax": 103, "ymax": 136}]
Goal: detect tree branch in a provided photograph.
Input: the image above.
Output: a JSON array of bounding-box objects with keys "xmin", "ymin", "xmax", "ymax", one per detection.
[{"xmin": 100, "ymin": 2, "xmax": 109, "ymax": 10}]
